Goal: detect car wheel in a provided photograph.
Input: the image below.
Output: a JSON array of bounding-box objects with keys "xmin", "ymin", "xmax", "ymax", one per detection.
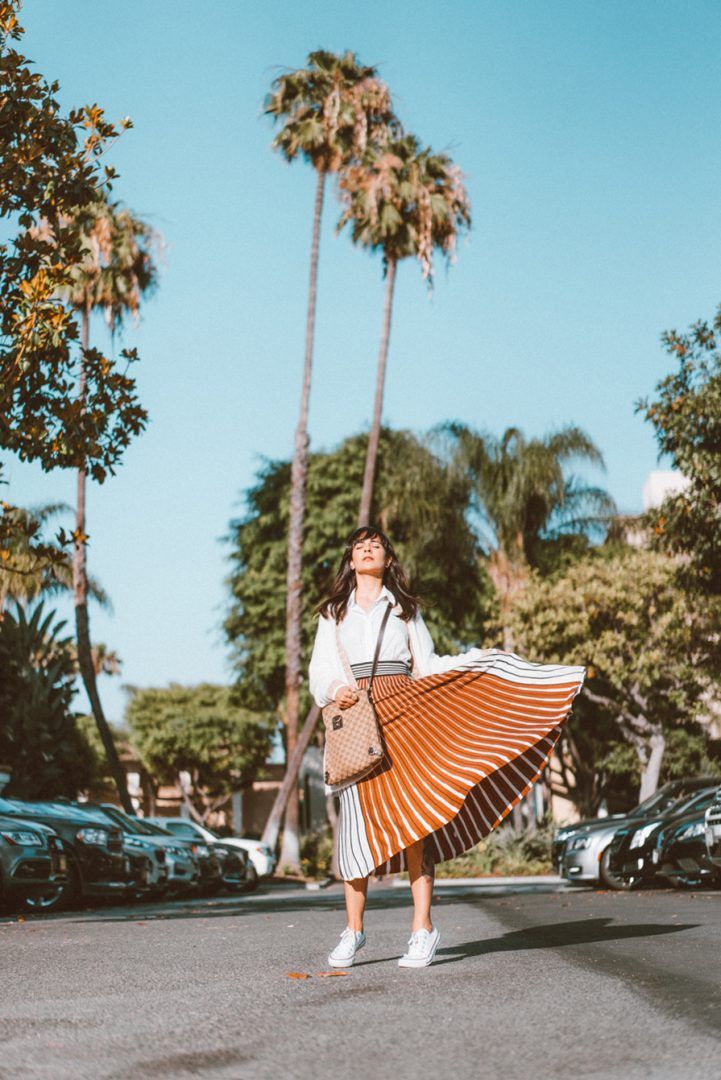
[
  {"xmin": 598, "ymin": 846, "xmax": 641, "ymax": 890},
  {"xmin": 21, "ymin": 863, "xmax": 80, "ymax": 913},
  {"xmin": 242, "ymin": 863, "xmax": 259, "ymax": 893}
]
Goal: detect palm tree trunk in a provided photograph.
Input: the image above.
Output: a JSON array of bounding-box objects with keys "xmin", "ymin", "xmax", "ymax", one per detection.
[
  {"xmin": 358, "ymin": 258, "xmax": 397, "ymax": 527},
  {"xmin": 279, "ymin": 168, "xmax": 326, "ymax": 872},
  {"xmin": 262, "ymin": 703, "xmax": 319, "ymax": 851},
  {"xmin": 73, "ymin": 308, "xmax": 134, "ymax": 815}
]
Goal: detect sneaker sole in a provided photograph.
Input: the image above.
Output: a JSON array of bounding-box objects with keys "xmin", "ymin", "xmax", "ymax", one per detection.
[
  {"xmin": 398, "ymin": 931, "xmax": 440, "ymax": 968},
  {"xmin": 328, "ymin": 940, "xmax": 365, "ymax": 968}
]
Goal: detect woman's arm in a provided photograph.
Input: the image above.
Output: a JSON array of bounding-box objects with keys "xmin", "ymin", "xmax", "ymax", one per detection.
[
  {"xmin": 408, "ymin": 610, "xmax": 501, "ymax": 678},
  {"xmin": 308, "ymin": 614, "xmax": 349, "ymax": 708}
]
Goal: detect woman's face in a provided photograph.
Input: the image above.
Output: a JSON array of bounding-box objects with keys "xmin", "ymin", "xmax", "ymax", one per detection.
[{"xmin": 349, "ymin": 534, "xmax": 389, "ymax": 578}]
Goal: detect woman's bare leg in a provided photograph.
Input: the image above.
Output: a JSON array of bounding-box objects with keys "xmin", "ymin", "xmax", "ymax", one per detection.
[
  {"xmin": 344, "ymin": 876, "xmax": 369, "ymax": 931},
  {"xmin": 405, "ymin": 838, "xmax": 434, "ymax": 933}
]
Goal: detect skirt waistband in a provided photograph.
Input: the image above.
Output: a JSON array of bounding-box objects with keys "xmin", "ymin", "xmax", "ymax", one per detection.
[{"xmin": 351, "ymin": 660, "xmax": 410, "ymax": 680}]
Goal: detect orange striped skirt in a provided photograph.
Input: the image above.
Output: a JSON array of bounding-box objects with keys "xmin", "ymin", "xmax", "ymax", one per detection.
[{"xmin": 336, "ymin": 653, "xmax": 585, "ymax": 881}]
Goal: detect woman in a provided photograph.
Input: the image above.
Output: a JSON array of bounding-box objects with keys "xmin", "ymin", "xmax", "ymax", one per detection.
[{"xmin": 309, "ymin": 526, "xmax": 584, "ymax": 969}]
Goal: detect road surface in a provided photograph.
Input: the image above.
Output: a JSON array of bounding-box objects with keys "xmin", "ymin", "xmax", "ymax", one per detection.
[{"xmin": 2, "ymin": 879, "xmax": 720, "ymax": 1079}]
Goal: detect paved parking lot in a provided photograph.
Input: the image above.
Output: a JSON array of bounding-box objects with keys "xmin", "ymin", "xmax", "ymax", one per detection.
[{"xmin": 2, "ymin": 879, "xmax": 720, "ymax": 1079}]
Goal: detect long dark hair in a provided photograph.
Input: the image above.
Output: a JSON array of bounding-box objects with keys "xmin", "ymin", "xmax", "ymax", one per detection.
[{"xmin": 316, "ymin": 526, "xmax": 419, "ymax": 623}]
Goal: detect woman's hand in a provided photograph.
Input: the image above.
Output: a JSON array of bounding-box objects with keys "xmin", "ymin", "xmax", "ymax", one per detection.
[{"xmin": 335, "ymin": 685, "xmax": 360, "ymax": 710}]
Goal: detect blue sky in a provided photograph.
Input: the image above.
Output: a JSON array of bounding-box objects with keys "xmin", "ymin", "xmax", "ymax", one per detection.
[{"xmin": 9, "ymin": 0, "xmax": 721, "ymax": 724}]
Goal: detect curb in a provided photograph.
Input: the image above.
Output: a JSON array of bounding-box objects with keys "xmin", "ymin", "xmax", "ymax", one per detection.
[
  {"xmin": 392, "ymin": 874, "xmax": 566, "ymax": 888},
  {"xmin": 305, "ymin": 877, "xmax": 334, "ymax": 891}
]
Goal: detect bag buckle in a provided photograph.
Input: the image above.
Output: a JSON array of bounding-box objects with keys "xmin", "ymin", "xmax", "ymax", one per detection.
[{"xmin": 332, "ymin": 715, "xmax": 343, "ymax": 731}]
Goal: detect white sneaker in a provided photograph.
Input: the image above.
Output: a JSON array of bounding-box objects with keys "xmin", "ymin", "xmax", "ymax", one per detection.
[
  {"xmin": 398, "ymin": 926, "xmax": 441, "ymax": 968},
  {"xmin": 328, "ymin": 928, "xmax": 366, "ymax": 968}
]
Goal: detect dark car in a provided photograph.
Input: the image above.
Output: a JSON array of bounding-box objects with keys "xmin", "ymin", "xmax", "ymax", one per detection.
[
  {"xmin": 142, "ymin": 818, "xmax": 252, "ymax": 894},
  {"xmin": 0, "ymin": 797, "xmax": 130, "ymax": 910},
  {"xmin": 656, "ymin": 803, "xmax": 721, "ymax": 889},
  {"xmin": 209, "ymin": 840, "xmax": 250, "ymax": 892},
  {"xmin": 0, "ymin": 815, "xmax": 67, "ymax": 913},
  {"xmin": 554, "ymin": 777, "xmax": 721, "ymax": 887},
  {"xmin": 606, "ymin": 786, "xmax": 719, "ymax": 889}
]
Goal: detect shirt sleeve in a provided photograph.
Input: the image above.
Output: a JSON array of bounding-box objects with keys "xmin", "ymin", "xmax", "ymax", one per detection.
[
  {"xmin": 408, "ymin": 610, "xmax": 501, "ymax": 677},
  {"xmin": 308, "ymin": 614, "xmax": 348, "ymax": 708}
]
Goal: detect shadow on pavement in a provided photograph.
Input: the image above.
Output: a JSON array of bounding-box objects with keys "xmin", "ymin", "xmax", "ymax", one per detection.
[{"xmin": 430, "ymin": 917, "xmax": 698, "ymax": 966}]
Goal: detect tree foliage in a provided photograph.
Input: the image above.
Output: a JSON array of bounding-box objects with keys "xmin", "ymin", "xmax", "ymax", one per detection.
[
  {"xmin": 0, "ymin": 601, "xmax": 96, "ymax": 797},
  {"xmin": 639, "ymin": 304, "xmax": 721, "ymax": 594},
  {"xmin": 224, "ymin": 428, "xmax": 496, "ymax": 713},
  {"xmin": 442, "ymin": 422, "xmax": 615, "ymax": 648},
  {"xmin": 338, "ymin": 132, "xmax": 471, "ymax": 285},
  {"xmin": 265, "ymin": 49, "xmax": 396, "ymax": 174},
  {"xmin": 126, "ymin": 684, "xmax": 274, "ymax": 822},
  {"xmin": 510, "ymin": 549, "xmax": 721, "ymax": 802},
  {"xmin": 0, "ymin": 1, "xmax": 146, "ymax": 586},
  {"xmin": 0, "ymin": 2, "xmax": 145, "ymax": 478}
]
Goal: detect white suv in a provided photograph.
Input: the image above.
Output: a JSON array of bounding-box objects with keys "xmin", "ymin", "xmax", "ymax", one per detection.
[{"xmin": 146, "ymin": 818, "xmax": 276, "ymax": 880}]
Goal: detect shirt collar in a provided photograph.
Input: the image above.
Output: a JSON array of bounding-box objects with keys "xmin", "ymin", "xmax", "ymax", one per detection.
[{"xmin": 349, "ymin": 584, "xmax": 396, "ymax": 611}]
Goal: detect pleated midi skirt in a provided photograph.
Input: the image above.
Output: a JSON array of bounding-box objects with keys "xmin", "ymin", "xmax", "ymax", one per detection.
[{"xmin": 335, "ymin": 652, "xmax": 585, "ymax": 881}]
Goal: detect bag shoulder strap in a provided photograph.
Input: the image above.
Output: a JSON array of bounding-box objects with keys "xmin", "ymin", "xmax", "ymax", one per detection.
[{"xmin": 334, "ymin": 599, "xmax": 392, "ymax": 692}]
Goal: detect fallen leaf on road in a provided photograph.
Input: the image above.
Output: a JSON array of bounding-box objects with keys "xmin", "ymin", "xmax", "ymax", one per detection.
[
  {"xmin": 16, "ymin": 916, "xmax": 25, "ymax": 924},
  {"xmin": 285, "ymin": 972, "xmax": 311, "ymax": 979},
  {"xmin": 316, "ymin": 971, "xmax": 348, "ymax": 978}
]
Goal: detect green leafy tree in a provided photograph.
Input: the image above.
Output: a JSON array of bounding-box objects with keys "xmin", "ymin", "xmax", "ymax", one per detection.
[
  {"xmin": 510, "ymin": 549, "xmax": 721, "ymax": 802},
  {"xmin": 338, "ymin": 134, "xmax": 471, "ymax": 524},
  {"xmin": 1, "ymin": 4, "xmax": 151, "ymax": 810},
  {"xmin": 126, "ymin": 684, "xmax": 274, "ymax": 824},
  {"xmin": 224, "ymin": 428, "xmax": 495, "ymax": 715},
  {"xmin": 1, "ymin": 2, "xmax": 144, "ymax": 504},
  {"xmin": 638, "ymin": 304, "xmax": 721, "ymax": 593},
  {"xmin": 265, "ymin": 50, "xmax": 396, "ymax": 869},
  {"xmin": 48, "ymin": 195, "xmax": 159, "ymax": 815},
  {"xmin": 0, "ymin": 602, "xmax": 96, "ymax": 798},
  {"xmin": 444, "ymin": 423, "xmax": 615, "ymax": 649}
]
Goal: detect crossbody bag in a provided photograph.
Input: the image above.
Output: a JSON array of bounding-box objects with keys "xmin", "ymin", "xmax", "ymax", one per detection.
[{"xmin": 322, "ymin": 601, "xmax": 392, "ymax": 787}]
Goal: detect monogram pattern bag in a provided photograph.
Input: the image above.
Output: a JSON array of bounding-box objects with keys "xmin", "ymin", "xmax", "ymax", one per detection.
[{"xmin": 322, "ymin": 602, "xmax": 392, "ymax": 788}]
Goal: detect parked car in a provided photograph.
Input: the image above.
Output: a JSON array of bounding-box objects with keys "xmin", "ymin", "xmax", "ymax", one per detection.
[
  {"xmin": 655, "ymin": 803, "xmax": 721, "ymax": 889},
  {"xmin": 98, "ymin": 806, "xmax": 199, "ymax": 895},
  {"xmin": 68, "ymin": 802, "xmax": 171, "ymax": 897},
  {"xmin": 0, "ymin": 814, "xmax": 67, "ymax": 913},
  {"xmin": 0, "ymin": 797, "xmax": 130, "ymax": 910},
  {"xmin": 606, "ymin": 786, "xmax": 719, "ymax": 889},
  {"xmin": 556, "ymin": 778, "xmax": 720, "ymax": 888},
  {"xmin": 209, "ymin": 840, "xmax": 254, "ymax": 892},
  {"xmin": 704, "ymin": 788, "xmax": 721, "ymax": 869},
  {"xmin": 147, "ymin": 817, "xmax": 275, "ymax": 880}
]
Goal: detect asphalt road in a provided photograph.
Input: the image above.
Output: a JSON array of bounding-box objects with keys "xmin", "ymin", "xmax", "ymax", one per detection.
[{"xmin": 2, "ymin": 879, "xmax": 720, "ymax": 1080}]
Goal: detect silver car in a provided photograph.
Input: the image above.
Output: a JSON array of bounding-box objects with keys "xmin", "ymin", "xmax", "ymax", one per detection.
[
  {"xmin": 556, "ymin": 778, "xmax": 719, "ymax": 888},
  {"xmin": 98, "ymin": 805, "xmax": 199, "ymax": 893}
]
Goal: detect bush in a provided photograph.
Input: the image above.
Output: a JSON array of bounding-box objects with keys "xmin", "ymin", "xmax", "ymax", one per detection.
[
  {"xmin": 435, "ymin": 817, "xmax": 554, "ymax": 878},
  {"xmin": 299, "ymin": 827, "xmax": 334, "ymax": 880}
]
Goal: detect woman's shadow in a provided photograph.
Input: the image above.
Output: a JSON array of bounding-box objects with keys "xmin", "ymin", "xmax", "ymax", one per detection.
[{"xmin": 354, "ymin": 916, "xmax": 697, "ymax": 967}]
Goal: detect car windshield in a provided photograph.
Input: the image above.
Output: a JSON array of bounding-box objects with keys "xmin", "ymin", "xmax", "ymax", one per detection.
[
  {"xmin": 164, "ymin": 821, "xmax": 216, "ymax": 839},
  {"xmin": 0, "ymin": 797, "xmax": 103, "ymax": 823},
  {"xmin": 669, "ymin": 788, "xmax": 718, "ymax": 817},
  {"xmin": 630, "ymin": 781, "xmax": 715, "ymax": 818},
  {"xmin": 100, "ymin": 806, "xmax": 159, "ymax": 836}
]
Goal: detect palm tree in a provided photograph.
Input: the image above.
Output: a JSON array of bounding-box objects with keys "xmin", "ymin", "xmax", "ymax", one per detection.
[
  {"xmin": 0, "ymin": 501, "xmax": 109, "ymax": 611},
  {"xmin": 265, "ymin": 50, "xmax": 396, "ymax": 871},
  {"xmin": 444, "ymin": 423, "xmax": 616, "ymax": 649},
  {"xmin": 57, "ymin": 197, "xmax": 159, "ymax": 814},
  {"xmin": 339, "ymin": 134, "xmax": 471, "ymax": 525}
]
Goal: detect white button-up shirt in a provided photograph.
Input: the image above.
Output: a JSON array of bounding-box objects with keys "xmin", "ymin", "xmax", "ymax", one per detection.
[{"xmin": 308, "ymin": 585, "xmax": 495, "ymax": 707}]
